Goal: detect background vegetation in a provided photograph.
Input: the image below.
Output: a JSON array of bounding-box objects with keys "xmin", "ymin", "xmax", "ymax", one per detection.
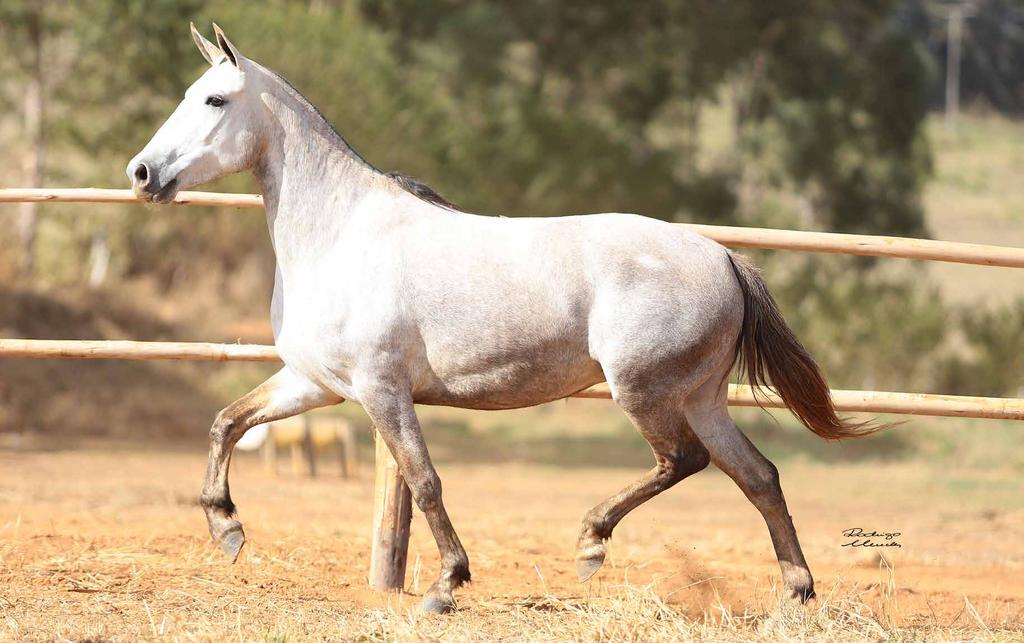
[{"xmin": 1, "ymin": 0, "xmax": 1022, "ymax": 440}]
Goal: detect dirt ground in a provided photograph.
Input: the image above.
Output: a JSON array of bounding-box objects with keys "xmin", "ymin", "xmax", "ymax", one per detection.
[{"xmin": 0, "ymin": 445, "xmax": 1022, "ymax": 641}]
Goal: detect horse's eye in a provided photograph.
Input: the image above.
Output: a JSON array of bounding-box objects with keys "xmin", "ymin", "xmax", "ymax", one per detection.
[{"xmin": 205, "ymin": 95, "xmax": 226, "ymax": 108}]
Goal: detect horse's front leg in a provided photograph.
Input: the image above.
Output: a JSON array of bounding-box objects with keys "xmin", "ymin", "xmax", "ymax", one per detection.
[
  {"xmin": 359, "ymin": 382, "xmax": 470, "ymax": 613},
  {"xmin": 201, "ymin": 366, "xmax": 341, "ymax": 560}
]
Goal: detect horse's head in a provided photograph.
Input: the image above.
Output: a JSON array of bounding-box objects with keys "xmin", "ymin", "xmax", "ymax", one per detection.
[{"xmin": 127, "ymin": 24, "xmax": 263, "ymax": 203}]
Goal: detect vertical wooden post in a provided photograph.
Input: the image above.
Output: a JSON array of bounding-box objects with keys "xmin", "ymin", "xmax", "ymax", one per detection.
[
  {"xmin": 262, "ymin": 424, "xmax": 277, "ymax": 476},
  {"xmin": 368, "ymin": 429, "xmax": 413, "ymax": 592},
  {"xmin": 289, "ymin": 442, "xmax": 303, "ymax": 476},
  {"xmin": 302, "ymin": 415, "xmax": 317, "ymax": 478},
  {"xmin": 17, "ymin": 3, "xmax": 44, "ymax": 276},
  {"xmin": 945, "ymin": 3, "xmax": 964, "ymax": 132},
  {"xmin": 336, "ymin": 419, "xmax": 357, "ymax": 479}
]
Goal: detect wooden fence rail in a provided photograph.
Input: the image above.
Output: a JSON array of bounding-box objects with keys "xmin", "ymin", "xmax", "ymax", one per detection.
[
  {"xmin": 2, "ymin": 339, "xmax": 1022, "ymax": 420},
  {"xmin": 0, "ymin": 187, "xmax": 264, "ymax": 209},
  {"xmin": 2, "ymin": 188, "xmax": 1024, "ymax": 268},
  {"xmin": 0, "ymin": 338, "xmax": 278, "ymax": 361}
]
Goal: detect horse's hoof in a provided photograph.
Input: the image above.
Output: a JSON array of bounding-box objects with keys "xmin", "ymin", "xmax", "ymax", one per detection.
[
  {"xmin": 419, "ymin": 591, "xmax": 456, "ymax": 614},
  {"xmin": 218, "ymin": 525, "xmax": 245, "ymax": 563},
  {"xmin": 575, "ymin": 542, "xmax": 606, "ymax": 582},
  {"xmin": 782, "ymin": 568, "xmax": 815, "ymax": 603},
  {"xmin": 788, "ymin": 584, "xmax": 816, "ymax": 604}
]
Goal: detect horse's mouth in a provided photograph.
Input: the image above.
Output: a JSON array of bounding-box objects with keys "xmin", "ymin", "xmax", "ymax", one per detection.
[
  {"xmin": 131, "ymin": 176, "xmax": 179, "ymax": 204},
  {"xmin": 150, "ymin": 178, "xmax": 179, "ymax": 204}
]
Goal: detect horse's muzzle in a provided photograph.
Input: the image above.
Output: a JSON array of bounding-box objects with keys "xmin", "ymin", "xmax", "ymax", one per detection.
[{"xmin": 128, "ymin": 161, "xmax": 178, "ymax": 203}]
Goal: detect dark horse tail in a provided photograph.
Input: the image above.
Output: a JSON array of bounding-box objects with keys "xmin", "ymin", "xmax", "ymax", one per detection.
[{"xmin": 726, "ymin": 251, "xmax": 883, "ymax": 440}]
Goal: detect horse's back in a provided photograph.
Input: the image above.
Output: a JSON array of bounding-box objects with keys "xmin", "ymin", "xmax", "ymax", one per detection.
[{"xmin": 398, "ymin": 210, "xmax": 741, "ymax": 407}]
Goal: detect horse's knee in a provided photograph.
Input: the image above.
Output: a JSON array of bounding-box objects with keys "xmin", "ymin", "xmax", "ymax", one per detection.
[
  {"xmin": 210, "ymin": 411, "xmax": 235, "ymax": 444},
  {"xmin": 209, "ymin": 408, "xmax": 257, "ymax": 447}
]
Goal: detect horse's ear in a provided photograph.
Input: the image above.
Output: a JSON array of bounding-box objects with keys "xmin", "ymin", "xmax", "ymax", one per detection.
[
  {"xmin": 190, "ymin": 22, "xmax": 222, "ymax": 66},
  {"xmin": 212, "ymin": 22, "xmax": 241, "ymax": 68}
]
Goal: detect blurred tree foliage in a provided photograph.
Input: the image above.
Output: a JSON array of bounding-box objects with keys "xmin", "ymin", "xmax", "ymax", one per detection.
[
  {"xmin": 940, "ymin": 301, "xmax": 1024, "ymax": 397},
  {"xmin": 902, "ymin": 0, "xmax": 1024, "ymax": 115},
  {"xmin": 360, "ymin": 0, "xmax": 932, "ymax": 235},
  {"xmin": 0, "ymin": 0, "xmax": 935, "ymax": 257},
  {"xmin": 0, "ymin": 0, "xmax": 1019, "ymax": 397}
]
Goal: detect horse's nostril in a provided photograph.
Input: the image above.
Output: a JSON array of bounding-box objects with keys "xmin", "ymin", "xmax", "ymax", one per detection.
[{"xmin": 133, "ymin": 163, "xmax": 149, "ymax": 184}]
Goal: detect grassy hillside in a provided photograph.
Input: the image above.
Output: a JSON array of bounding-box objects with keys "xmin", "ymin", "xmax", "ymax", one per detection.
[{"xmin": 924, "ymin": 113, "xmax": 1024, "ymax": 305}]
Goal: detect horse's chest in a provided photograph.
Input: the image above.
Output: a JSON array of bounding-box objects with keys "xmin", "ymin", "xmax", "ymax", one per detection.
[
  {"xmin": 274, "ymin": 302, "xmax": 365, "ymax": 360},
  {"xmin": 271, "ymin": 278, "xmax": 403, "ymax": 395}
]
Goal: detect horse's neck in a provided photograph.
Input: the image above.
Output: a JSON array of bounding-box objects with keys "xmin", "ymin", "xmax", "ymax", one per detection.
[{"xmin": 253, "ymin": 79, "xmax": 381, "ymax": 268}]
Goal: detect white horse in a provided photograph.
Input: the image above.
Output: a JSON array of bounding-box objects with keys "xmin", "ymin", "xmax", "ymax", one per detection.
[{"xmin": 128, "ymin": 24, "xmax": 879, "ymax": 612}]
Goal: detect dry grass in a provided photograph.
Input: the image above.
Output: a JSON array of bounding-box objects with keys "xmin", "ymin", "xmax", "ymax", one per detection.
[
  {"xmin": 1, "ymin": 446, "xmax": 1021, "ymax": 641},
  {"xmin": 3, "ymin": 541, "xmax": 1013, "ymax": 642},
  {"xmin": 357, "ymin": 581, "xmax": 1010, "ymax": 642}
]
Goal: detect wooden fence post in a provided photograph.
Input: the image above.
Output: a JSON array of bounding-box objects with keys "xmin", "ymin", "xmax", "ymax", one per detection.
[
  {"xmin": 301, "ymin": 415, "xmax": 317, "ymax": 478},
  {"xmin": 262, "ymin": 425, "xmax": 277, "ymax": 475},
  {"xmin": 368, "ymin": 429, "xmax": 413, "ymax": 592},
  {"xmin": 337, "ymin": 419, "xmax": 358, "ymax": 479}
]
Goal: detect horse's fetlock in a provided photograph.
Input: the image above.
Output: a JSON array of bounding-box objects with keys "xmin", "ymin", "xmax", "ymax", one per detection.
[
  {"xmin": 445, "ymin": 556, "xmax": 471, "ymax": 587},
  {"xmin": 785, "ymin": 572, "xmax": 816, "ymax": 603},
  {"xmin": 582, "ymin": 513, "xmax": 612, "ymax": 540},
  {"xmin": 200, "ymin": 491, "xmax": 236, "ymax": 515}
]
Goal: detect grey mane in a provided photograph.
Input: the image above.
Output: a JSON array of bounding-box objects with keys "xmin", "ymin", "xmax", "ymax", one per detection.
[
  {"xmin": 262, "ymin": 65, "xmax": 460, "ymax": 211},
  {"xmin": 384, "ymin": 172, "xmax": 460, "ymax": 211}
]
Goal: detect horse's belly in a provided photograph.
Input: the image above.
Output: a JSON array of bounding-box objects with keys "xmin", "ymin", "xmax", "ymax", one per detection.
[{"xmin": 412, "ymin": 337, "xmax": 605, "ymax": 410}]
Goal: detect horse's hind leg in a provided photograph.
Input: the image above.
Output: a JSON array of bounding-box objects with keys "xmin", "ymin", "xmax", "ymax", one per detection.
[
  {"xmin": 575, "ymin": 400, "xmax": 710, "ymax": 582},
  {"xmin": 200, "ymin": 367, "xmax": 340, "ymax": 561},
  {"xmin": 683, "ymin": 382, "xmax": 815, "ymax": 602}
]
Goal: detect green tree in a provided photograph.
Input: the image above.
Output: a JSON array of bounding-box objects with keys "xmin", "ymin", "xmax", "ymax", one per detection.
[{"xmin": 362, "ymin": 0, "xmax": 933, "ymax": 234}]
